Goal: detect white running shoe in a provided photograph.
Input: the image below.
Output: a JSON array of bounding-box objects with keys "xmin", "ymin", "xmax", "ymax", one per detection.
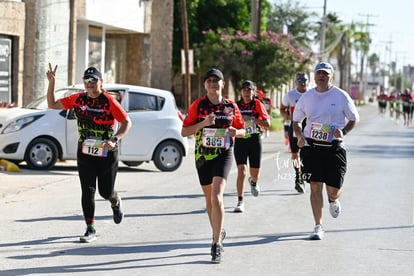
[
  {"xmin": 329, "ymin": 199, "xmax": 341, "ymax": 218},
  {"xmin": 309, "ymin": 224, "xmax": 324, "ymax": 240},
  {"xmin": 234, "ymin": 201, "xmax": 245, "ymax": 213},
  {"xmin": 249, "ymin": 177, "xmax": 260, "ymax": 197}
]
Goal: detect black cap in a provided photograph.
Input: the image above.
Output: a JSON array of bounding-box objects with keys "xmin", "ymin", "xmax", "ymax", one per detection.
[
  {"xmin": 241, "ymin": 80, "xmax": 256, "ymax": 90},
  {"xmin": 203, "ymin": 68, "xmax": 224, "ymax": 82},
  {"xmin": 83, "ymin": 67, "xmax": 102, "ymax": 79}
]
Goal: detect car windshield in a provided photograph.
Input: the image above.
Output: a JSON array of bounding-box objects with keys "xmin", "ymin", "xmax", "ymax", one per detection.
[{"xmin": 25, "ymin": 88, "xmax": 83, "ymax": 110}]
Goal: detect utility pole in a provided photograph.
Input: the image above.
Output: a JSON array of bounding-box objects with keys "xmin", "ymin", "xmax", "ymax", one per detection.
[
  {"xmin": 319, "ymin": 0, "xmax": 327, "ymax": 62},
  {"xmin": 379, "ymin": 39, "xmax": 393, "ymax": 74},
  {"xmin": 359, "ymin": 13, "xmax": 377, "ymax": 102},
  {"xmin": 251, "ymin": 0, "xmax": 259, "ymax": 36},
  {"xmin": 394, "ymin": 51, "xmax": 407, "ymax": 91},
  {"xmin": 180, "ymin": 0, "xmax": 191, "ymax": 110},
  {"xmin": 251, "ymin": 0, "xmax": 262, "ymax": 81}
]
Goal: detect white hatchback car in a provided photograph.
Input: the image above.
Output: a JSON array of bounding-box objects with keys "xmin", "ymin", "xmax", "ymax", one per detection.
[{"xmin": 0, "ymin": 84, "xmax": 188, "ymax": 171}]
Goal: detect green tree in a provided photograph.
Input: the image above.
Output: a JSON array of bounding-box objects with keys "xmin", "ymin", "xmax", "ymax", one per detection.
[
  {"xmin": 196, "ymin": 28, "xmax": 312, "ymax": 92},
  {"xmin": 173, "ymin": 0, "xmax": 256, "ymax": 72},
  {"xmin": 319, "ymin": 13, "xmax": 351, "ymax": 90},
  {"xmin": 368, "ymin": 53, "xmax": 380, "ymax": 76},
  {"xmin": 267, "ymin": 0, "xmax": 318, "ymax": 51}
]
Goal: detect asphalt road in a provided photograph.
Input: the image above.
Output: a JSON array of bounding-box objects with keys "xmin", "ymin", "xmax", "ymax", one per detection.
[{"xmin": 0, "ymin": 103, "xmax": 413, "ymax": 276}]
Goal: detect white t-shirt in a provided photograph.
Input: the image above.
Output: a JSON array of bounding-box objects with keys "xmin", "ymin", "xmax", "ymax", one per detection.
[
  {"xmin": 293, "ymin": 86, "xmax": 359, "ymax": 143},
  {"xmin": 282, "ymin": 89, "xmax": 305, "ymax": 114}
]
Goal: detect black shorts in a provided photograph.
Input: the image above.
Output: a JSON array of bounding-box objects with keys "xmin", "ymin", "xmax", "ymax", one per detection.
[
  {"xmin": 403, "ymin": 105, "xmax": 411, "ymax": 114},
  {"xmin": 379, "ymin": 101, "xmax": 387, "ymax": 108},
  {"xmin": 300, "ymin": 142, "xmax": 347, "ymax": 189},
  {"xmin": 196, "ymin": 149, "xmax": 233, "ymax": 186},
  {"xmin": 234, "ymin": 135, "xmax": 262, "ymax": 168},
  {"xmin": 288, "ymin": 120, "xmax": 306, "ymax": 154}
]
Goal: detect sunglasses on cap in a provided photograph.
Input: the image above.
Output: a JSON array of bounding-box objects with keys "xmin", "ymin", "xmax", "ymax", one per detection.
[
  {"xmin": 297, "ymin": 78, "xmax": 307, "ymax": 82},
  {"xmin": 83, "ymin": 77, "xmax": 99, "ymax": 84}
]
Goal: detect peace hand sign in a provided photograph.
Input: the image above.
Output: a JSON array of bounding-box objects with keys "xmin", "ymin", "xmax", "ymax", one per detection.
[{"xmin": 46, "ymin": 63, "xmax": 58, "ymax": 82}]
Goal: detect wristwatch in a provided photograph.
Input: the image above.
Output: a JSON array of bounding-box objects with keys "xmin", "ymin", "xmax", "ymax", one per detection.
[{"xmin": 110, "ymin": 136, "xmax": 119, "ymax": 143}]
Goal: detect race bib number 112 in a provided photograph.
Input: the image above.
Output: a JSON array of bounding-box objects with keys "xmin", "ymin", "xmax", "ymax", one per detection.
[{"xmin": 82, "ymin": 139, "xmax": 108, "ymax": 157}]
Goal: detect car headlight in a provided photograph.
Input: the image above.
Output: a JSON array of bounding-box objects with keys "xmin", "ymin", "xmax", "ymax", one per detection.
[{"xmin": 2, "ymin": 115, "xmax": 44, "ymax": 134}]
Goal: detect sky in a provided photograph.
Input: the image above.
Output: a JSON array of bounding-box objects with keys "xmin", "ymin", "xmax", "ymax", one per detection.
[{"xmin": 273, "ymin": 0, "xmax": 414, "ymax": 70}]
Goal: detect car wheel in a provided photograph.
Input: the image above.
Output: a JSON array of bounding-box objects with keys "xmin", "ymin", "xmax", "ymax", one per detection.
[
  {"xmin": 122, "ymin": 161, "xmax": 143, "ymax": 167},
  {"xmin": 153, "ymin": 141, "xmax": 183, "ymax": 172},
  {"xmin": 24, "ymin": 138, "xmax": 58, "ymax": 170}
]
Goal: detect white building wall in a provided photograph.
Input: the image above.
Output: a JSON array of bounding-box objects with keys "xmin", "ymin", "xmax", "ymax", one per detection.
[
  {"xmin": 76, "ymin": 23, "xmax": 89, "ymax": 83},
  {"xmin": 74, "ymin": 24, "xmax": 106, "ymax": 82},
  {"xmin": 34, "ymin": 0, "xmax": 70, "ymax": 99},
  {"xmin": 84, "ymin": 0, "xmax": 146, "ymax": 33},
  {"xmin": 34, "ymin": 0, "xmax": 149, "ymax": 98}
]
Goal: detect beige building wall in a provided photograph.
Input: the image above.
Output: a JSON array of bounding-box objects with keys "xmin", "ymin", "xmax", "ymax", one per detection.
[
  {"xmin": 0, "ymin": 1, "xmax": 25, "ymax": 106},
  {"xmin": 0, "ymin": 0, "xmax": 174, "ymax": 105},
  {"xmin": 22, "ymin": 0, "xmax": 36, "ymax": 105},
  {"xmin": 150, "ymin": 0, "xmax": 173, "ymax": 90}
]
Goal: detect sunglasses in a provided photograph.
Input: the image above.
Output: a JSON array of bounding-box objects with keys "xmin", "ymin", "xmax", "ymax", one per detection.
[
  {"xmin": 297, "ymin": 78, "xmax": 307, "ymax": 82},
  {"xmin": 83, "ymin": 77, "xmax": 99, "ymax": 84}
]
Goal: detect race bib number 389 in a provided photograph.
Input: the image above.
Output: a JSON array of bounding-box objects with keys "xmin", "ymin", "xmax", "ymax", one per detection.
[
  {"xmin": 309, "ymin": 123, "xmax": 333, "ymax": 142},
  {"xmin": 202, "ymin": 128, "xmax": 230, "ymax": 148},
  {"xmin": 82, "ymin": 139, "xmax": 108, "ymax": 157}
]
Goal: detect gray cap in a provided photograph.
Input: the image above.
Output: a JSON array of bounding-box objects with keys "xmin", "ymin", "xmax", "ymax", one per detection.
[
  {"xmin": 203, "ymin": 68, "xmax": 224, "ymax": 82},
  {"xmin": 241, "ymin": 80, "xmax": 256, "ymax": 90},
  {"xmin": 314, "ymin": 62, "xmax": 334, "ymax": 74}
]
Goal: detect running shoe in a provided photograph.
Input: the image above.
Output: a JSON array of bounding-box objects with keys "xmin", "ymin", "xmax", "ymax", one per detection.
[
  {"xmin": 309, "ymin": 224, "xmax": 324, "ymax": 240},
  {"xmin": 80, "ymin": 226, "xmax": 96, "ymax": 243},
  {"xmin": 218, "ymin": 228, "xmax": 226, "ymax": 252},
  {"xmin": 111, "ymin": 196, "xmax": 124, "ymax": 224},
  {"xmin": 211, "ymin": 242, "xmax": 222, "ymax": 263},
  {"xmin": 294, "ymin": 177, "xmax": 305, "ymax": 193},
  {"xmin": 219, "ymin": 228, "xmax": 226, "ymax": 244},
  {"xmin": 234, "ymin": 201, "xmax": 245, "ymax": 212},
  {"xmin": 212, "ymin": 228, "xmax": 226, "ymax": 252},
  {"xmin": 249, "ymin": 177, "xmax": 260, "ymax": 197},
  {"xmin": 329, "ymin": 199, "xmax": 341, "ymax": 218}
]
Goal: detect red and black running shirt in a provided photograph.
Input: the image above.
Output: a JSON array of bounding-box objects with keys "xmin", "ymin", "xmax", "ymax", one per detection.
[
  {"xmin": 183, "ymin": 96, "xmax": 244, "ymax": 161},
  {"xmin": 60, "ymin": 91, "xmax": 128, "ymax": 144},
  {"xmin": 237, "ymin": 98, "xmax": 270, "ymax": 138}
]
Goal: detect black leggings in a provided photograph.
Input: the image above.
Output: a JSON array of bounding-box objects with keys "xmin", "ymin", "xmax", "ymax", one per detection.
[{"xmin": 77, "ymin": 147, "xmax": 119, "ymax": 224}]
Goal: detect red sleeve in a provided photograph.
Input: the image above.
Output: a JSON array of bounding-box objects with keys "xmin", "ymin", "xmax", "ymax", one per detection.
[
  {"xmin": 231, "ymin": 102, "xmax": 245, "ymax": 129},
  {"xmin": 183, "ymin": 98, "xmax": 202, "ymax": 127},
  {"xmin": 255, "ymin": 99, "xmax": 270, "ymax": 120},
  {"xmin": 105, "ymin": 92, "xmax": 128, "ymax": 122},
  {"xmin": 60, "ymin": 92, "xmax": 83, "ymax": 110}
]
